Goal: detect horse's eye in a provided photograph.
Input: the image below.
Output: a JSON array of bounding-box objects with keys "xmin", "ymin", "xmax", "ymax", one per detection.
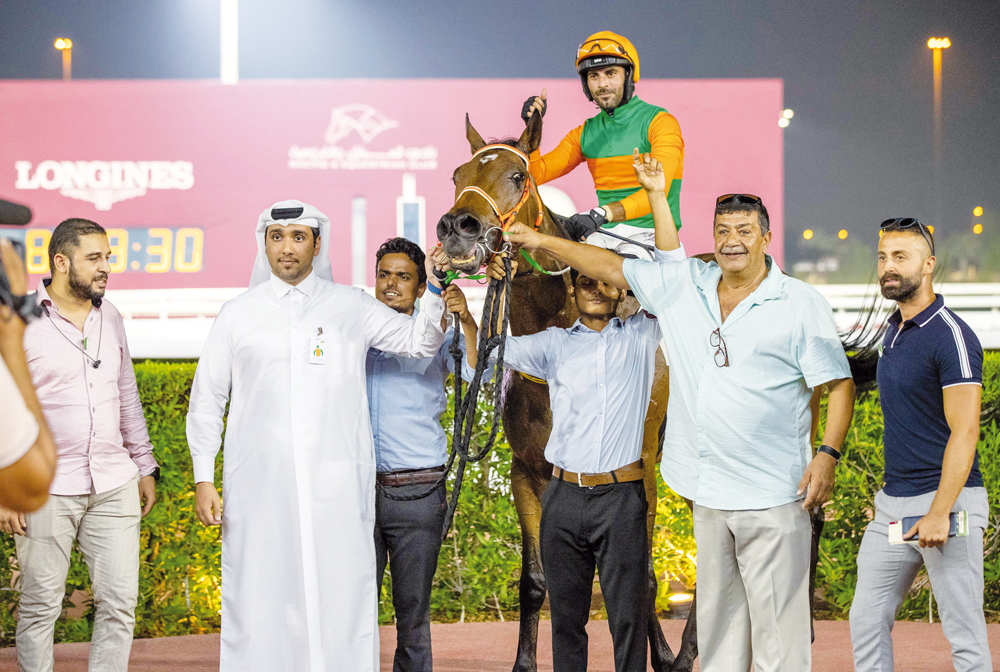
[{"xmin": 511, "ymin": 172, "xmax": 525, "ymax": 185}]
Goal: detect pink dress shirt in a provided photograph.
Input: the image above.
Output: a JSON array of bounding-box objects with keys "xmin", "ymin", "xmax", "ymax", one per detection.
[{"xmin": 23, "ymin": 281, "xmax": 158, "ymax": 496}]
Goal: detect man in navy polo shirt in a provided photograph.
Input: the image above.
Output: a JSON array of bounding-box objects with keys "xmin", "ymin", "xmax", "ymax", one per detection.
[{"xmin": 849, "ymin": 218, "xmax": 990, "ymax": 672}]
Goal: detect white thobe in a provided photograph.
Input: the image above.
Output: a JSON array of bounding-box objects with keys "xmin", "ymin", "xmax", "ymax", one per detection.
[{"xmin": 186, "ymin": 271, "xmax": 445, "ymax": 672}]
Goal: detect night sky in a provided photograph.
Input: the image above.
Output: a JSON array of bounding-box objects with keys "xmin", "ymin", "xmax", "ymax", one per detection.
[{"xmin": 2, "ymin": 0, "xmax": 998, "ymax": 266}]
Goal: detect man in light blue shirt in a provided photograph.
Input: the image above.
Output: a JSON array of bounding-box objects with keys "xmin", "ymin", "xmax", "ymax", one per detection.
[
  {"xmin": 471, "ymin": 261, "xmax": 666, "ymax": 672},
  {"xmin": 366, "ymin": 238, "xmax": 477, "ymax": 672},
  {"xmin": 504, "ymin": 170, "xmax": 855, "ymax": 671}
]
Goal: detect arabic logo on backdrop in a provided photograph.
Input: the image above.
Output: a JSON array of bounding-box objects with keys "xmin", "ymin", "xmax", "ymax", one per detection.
[
  {"xmin": 288, "ymin": 104, "xmax": 438, "ymax": 171},
  {"xmin": 324, "ymin": 104, "xmax": 400, "ymax": 145},
  {"xmin": 13, "ymin": 160, "xmax": 194, "ymax": 211}
]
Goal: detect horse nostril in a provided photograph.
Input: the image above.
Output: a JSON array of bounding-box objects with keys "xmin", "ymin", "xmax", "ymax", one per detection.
[{"xmin": 456, "ymin": 214, "xmax": 481, "ymax": 236}]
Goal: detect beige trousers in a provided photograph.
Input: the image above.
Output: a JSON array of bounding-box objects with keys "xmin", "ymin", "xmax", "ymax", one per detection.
[
  {"xmin": 693, "ymin": 500, "xmax": 812, "ymax": 672},
  {"xmin": 15, "ymin": 475, "xmax": 141, "ymax": 672}
]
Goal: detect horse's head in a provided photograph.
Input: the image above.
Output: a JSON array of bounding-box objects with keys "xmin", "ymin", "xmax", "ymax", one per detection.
[{"xmin": 436, "ymin": 113, "xmax": 544, "ymax": 273}]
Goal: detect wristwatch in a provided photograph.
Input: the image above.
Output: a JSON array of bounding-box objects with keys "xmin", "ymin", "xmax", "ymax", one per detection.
[
  {"xmin": 149, "ymin": 467, "xmax": 161, "ymax": 482},
  {"xmin": 817, "ymin": 445, "xmax": 842, "ymax": 463}
]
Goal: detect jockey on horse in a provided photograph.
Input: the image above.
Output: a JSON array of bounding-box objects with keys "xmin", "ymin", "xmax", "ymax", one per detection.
[{"xmin": 522, "ymin": 31, "xmax": 685, "ymax": 260}]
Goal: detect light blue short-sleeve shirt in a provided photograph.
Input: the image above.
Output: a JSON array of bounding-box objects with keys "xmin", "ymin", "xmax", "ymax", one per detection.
[{"xmin": 623, "ymin": 255, "xmax": 851, "ymax": 510}]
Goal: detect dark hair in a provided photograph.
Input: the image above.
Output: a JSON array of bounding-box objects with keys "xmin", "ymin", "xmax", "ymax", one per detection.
[
  {"xmin": 375, "ymin": 237, "xmax": 426, "ymax": 286},
  {"xmin": 49, "ymin": 218, "xmax": 106, "ymax": 271},
  {"xmin": 715, "ymin": 200, "xmax": 770, "ymax": 235}
]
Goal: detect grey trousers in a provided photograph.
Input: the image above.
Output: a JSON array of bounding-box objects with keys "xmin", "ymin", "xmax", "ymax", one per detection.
[
  {"xmin": 693, "ymin": 500, "xmax": 812, "ymax": 672},
  {"xmin": 849, "ymin": 486, "xmax": 992, "ymax": 672},
  {"xmin": 15, "ymin": 476, "xmax": 141, "ymax": 672}
]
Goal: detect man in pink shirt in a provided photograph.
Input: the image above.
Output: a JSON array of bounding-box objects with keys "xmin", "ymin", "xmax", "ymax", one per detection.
[{"xmin": 0, "ymin": 218, "xmax": 159, "ymax": 672}]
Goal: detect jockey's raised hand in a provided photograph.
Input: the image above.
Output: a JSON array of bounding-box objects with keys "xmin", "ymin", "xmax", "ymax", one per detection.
[
  {"xmin": 632, "ymin": 148, "xmax": 666, "ymax": 195},
  {"xmin": 521, "ymin": 88, "xmax": 548, "ymax": 125}
]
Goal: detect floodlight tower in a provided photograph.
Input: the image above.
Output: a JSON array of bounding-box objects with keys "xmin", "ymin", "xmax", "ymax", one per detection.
[
  {"xmin": 221, "ymin": 0, "xmax": 239, "ymax": 84},
  {"xmin": 54, "ymin": 38, "xmax": 72, "ymax": 80},
  {"xmin": 927, "ymin": 37, "xmax": 951, "ymax": 228}
]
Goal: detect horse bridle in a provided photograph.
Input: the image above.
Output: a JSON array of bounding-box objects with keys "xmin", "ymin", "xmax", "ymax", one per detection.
[{"xmin": 457, "ymin": 144, "xmax": 545, "ymax": 237}]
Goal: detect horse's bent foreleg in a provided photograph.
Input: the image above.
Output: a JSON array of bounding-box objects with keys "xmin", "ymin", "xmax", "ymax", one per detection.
[{"xmin": 511, "ymin": 458, "xmax": 546, "ymax": 672}]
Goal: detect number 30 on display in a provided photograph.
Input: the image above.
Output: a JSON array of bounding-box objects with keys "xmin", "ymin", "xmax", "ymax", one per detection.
[{"xmin": 23, "ymin": 227, "xmax": 204, "ymax": 274}]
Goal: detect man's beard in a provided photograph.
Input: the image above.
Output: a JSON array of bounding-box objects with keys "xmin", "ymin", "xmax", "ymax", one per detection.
[
  {"xmin": 879, "ymin": 271, "xmax": 921, "ymax": 302},
  {"xmin": 595, "ymin": 87, "xmax": 624, "ymax": 112},
  {"xmin": 68, "ymin": 263, "xmax": 107, "ymax": 302}
]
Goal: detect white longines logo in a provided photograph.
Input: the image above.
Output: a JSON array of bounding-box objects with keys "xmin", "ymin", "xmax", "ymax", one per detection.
[
  {"xmin": 14, "ymin": 160, "xmax": 195, "ymax": 211},
  {"xmin": 288, "ymin": 104, "xmax": 437, "ymax": 171}
]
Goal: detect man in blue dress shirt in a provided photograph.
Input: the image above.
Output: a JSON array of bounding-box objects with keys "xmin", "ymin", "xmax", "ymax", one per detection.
[
  {"xmin": 850, "ymin": 219, "xmax": 990, "ymax": 672},
  {"xmin": 473, "ymin": 249, "xmax": 684, "ymax": 670},
  {"xmin": 366, "ymin": 237, "xmax": 477, "ymax": 672}
]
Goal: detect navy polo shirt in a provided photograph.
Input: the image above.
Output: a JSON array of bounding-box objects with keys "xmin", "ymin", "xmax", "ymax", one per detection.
[{"xmin": 877, "ymin": 294, "xmax": 983, "ymax": 497}]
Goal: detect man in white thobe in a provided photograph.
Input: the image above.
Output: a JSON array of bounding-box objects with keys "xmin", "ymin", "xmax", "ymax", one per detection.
[{"xmin": 186, "ymin": 200, "xmax": 447, "ymax": 672}]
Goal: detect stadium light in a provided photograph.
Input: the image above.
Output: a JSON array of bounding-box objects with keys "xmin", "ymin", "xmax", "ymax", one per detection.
[
  {"xmin": 838, "ymin": 229, "xmax": 848, "ymax": 240},
  {"xmin": 782, "ymin": 109, "xmax": 794, "ymax": 119},
  {"xmin": 54, "ymin": 38, "xmax": 72, "ymax": 80},
  {"xmin": 221, "ymin": 0, "xmax": 239, "ymax": 84},
  {"xmin": 974, "ymin": 224, "xmax": 983, "ymax": 235},
  {"xmin": 927, "ymin": 37, "xmax": 951, "ymax": 49},
  {"xmin": 778, "ymin": 117, "xmax": 790, "ymax": 128},
  {"xmin": 802, "ymin": 229, "xmax": 814, "ymax": 240},
  {"xmin": 974, "ymin": 206, "xmax": 983, "ymax": 217}
]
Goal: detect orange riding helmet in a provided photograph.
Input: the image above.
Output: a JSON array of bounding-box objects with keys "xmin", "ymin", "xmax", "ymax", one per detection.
[{"xmin": 575, "ymin": 31, "xmax": 641, "ymax": 105}]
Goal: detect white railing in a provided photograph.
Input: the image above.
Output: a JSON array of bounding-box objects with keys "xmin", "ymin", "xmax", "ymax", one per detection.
[{"xmin": 105, "ymin": 283, "xmax": 1000, "ymax": 359}]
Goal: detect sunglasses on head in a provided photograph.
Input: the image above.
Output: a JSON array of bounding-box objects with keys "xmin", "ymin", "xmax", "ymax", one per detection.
[
  {"xmin": 716, "ymin": 194, "xmax": 763, "ymax": 207},
  {"xmin": 879, "ymin": 217, "xmax": 935, "ymax": 255}
]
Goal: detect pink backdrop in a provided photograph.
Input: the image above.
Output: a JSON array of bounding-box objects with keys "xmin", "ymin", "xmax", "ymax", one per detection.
[{"xmin": 0, "ymin": 78, "xmax": 783, "ymax": 289}]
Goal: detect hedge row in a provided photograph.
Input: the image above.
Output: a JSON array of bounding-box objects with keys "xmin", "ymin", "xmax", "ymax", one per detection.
[{"xmin": 1, "ymin": 354, "xmax": 998, "ymax": 643}]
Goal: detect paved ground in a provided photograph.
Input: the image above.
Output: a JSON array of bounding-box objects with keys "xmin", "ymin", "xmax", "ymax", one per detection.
[{"xmin": 1, "ymin": 620, "xmax": 997, "ymax": 670}]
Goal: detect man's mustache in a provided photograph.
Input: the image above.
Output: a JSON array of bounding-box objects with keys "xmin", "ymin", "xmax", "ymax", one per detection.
[{"xmin": 879, "ymin": 272, "xmax": 902, "ymax": 285}]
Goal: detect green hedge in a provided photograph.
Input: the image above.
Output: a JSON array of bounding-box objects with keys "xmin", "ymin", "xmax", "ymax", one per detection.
[{"xmin": 1, "ymin": 355, "xmax": 998, "ymax": 644}]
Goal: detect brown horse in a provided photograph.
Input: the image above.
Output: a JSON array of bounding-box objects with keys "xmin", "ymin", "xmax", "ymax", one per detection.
[{"xmin": 436, "ymin": 111, "xmax": 697, "ymax": 672}]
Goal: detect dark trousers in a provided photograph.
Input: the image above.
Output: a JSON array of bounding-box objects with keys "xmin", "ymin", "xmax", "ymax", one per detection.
[
  {"xmin": 375, "ymin": 481, "xmax": 447, "ymax": 672},
  {"xmin": 540, "ymin": 477, "xmax": 649, "ymax": 672}
]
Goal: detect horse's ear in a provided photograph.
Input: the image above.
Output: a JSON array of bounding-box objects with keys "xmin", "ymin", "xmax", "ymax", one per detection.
[
  {"xmin": 466, "ymin": 114, "xmax": 486, "ymax": 153},
  {"xmin": 517, "ymin": 109, "xmax": 542, "ymax": 155}
]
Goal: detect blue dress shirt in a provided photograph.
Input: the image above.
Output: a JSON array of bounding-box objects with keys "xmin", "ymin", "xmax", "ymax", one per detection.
[
  {"xmin": 494, "ymin": 312, "xmax": 662, "ymax": 474},
  {"xmin": 366, "ymin": 326, "xmax": 469, "ymax": 473}
]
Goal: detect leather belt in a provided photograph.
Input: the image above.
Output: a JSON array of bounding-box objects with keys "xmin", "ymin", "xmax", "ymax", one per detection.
[
  {"xmin": 552, "ymin": 460, "xmax": 644, "ymax": 488},
  {"xmin": 376, "ymin": 466, "xmax": 446, "ymax": 487}
]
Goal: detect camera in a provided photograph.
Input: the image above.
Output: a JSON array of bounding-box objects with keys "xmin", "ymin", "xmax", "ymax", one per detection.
[{"xmin": 0, "ymin": 197, "xmax": 42, "ymax": 323}]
